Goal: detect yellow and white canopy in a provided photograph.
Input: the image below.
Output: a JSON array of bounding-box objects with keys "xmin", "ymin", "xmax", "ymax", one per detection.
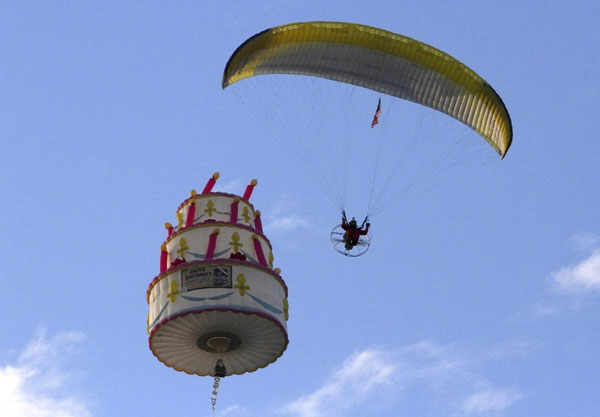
[{"xmin": 223, "ymin": 21, "xmax": 512, "ymax": 157}]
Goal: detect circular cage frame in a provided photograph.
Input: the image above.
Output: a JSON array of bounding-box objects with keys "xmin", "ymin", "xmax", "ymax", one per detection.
[{"xmin": 330, "ymin": 225, "xmax": 371, "ymax": 257}]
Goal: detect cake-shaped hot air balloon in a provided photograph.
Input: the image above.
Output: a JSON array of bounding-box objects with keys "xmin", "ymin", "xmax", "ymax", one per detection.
[{"xmin": 146, "ymin": 173, "xmax": 288, "ymax": 410}]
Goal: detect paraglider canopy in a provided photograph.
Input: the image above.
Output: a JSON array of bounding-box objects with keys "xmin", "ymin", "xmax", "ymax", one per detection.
[{"xmin": 223, "ymin": 21, "xmax": 512, "ymax": 158}]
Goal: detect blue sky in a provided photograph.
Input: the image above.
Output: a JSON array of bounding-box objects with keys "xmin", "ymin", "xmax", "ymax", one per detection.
[{"xmin": 1, "ymin": 1, "xmax": 599, "ymax": 416}]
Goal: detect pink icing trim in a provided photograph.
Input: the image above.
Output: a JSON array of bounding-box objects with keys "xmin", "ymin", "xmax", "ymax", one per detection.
[
  {"xmin": 253, "ymin": 214, "xmax": 263, "ymax": 233},
  {"xmin": 205, "ymin": 230, "xmax": 219, "ymax": 260},
  {"xmin": 201, "ymin": 177, "xmax": 217, "ymax": 194},
  {"xmin": 242, "ymin": 183, "xmax": 255, "ymax": 200},
  {"xmin": 160, "ymin": 249, "xmax": 168, "ymax": 274},
  {"xmin": 253, "ymin": 238, "xmax": 268, "ymax": 267},
  {"xmin": 185, "ymin": 201, "xmax": 196, "ymax": 228},
  {"xmin": 229, "ymin": 199, "xmax": 239, "ymax": 223}
]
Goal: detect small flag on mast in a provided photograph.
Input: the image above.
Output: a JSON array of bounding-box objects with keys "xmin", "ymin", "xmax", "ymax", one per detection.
[{"xmin": 371, "ymin": 98, "xmax": 381, "ymax": 128}]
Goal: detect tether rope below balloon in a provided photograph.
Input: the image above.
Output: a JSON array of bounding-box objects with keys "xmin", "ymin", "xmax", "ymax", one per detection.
[{"xmin": 211, "ymin": 377, "xmax": 220, "ymax": 415}]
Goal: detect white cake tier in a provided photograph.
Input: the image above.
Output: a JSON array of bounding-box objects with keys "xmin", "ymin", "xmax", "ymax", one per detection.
[
  {"xmin": 148, "ymin": 260, "xmax": 288, "ymax": 376},
  {"xmin": 164, "ymin": 222, "xmax": 273, "ymax": 270},
  {"xmin": 176, "ymin": 192, "xmax": 258, "ymax": 229}
]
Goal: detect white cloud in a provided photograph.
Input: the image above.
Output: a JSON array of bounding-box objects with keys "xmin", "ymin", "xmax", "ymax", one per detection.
[
  {"xmin": 572, "ymin": 233, "xmax": 600, "ymax": 250},
  {"xmin": 219, "ymin": 404, "xmax": 243, "ymax": 416},
  {"xmin": 262, "ymin": 193, "xmax": 313, "ymax": 234},
  {"xmin": 463, "ymin": 389, "xmax": 523, "ymax": 415},
  {"xmin": 217, "ymin": 179, "xmax": 243, "ymax": 194},
  {"xmin": 531, "ymin": 302, "xmax": 561, "ymax": 318},
  {"xmin": 552, "ymin": 249, "xmax": 600, "ymax": 293},
  {"xmin": 400, "ymin": 340, "xmax": 466, "ymax": 384},
  {"xmin": 0, "ymin": 329, "xmax": 92, "ymax": 417},
  {"xmin": 264, "ymin": 215, "xmax": 310, "ymax": 233},
  {"xmin": 280, "ymin": 342, "xmax": 523, "ymax": 417},
  {"xmin": 488, "ymin": 338, "xmax": 537, "ymax": 360},
  {"xmin": 282, "ymin": 348, "xmax": 397, "ymax": 417}
]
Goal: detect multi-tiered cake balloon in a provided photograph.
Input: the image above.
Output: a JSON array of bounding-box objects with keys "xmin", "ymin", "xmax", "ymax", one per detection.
[{"xmin": 147, "ymin": 173, "xmax": 288, "ymax": 376}]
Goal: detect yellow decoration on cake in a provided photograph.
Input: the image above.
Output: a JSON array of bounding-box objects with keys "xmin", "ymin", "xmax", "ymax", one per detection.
[
  {"xmin": 242, "ymin": 206, "xmax": 251, "ymax": 223},
  {"xmin": 164, "ymin": 222, "xmax": 172, "ymax": 229},
  {"xmin": 177, "ymin": 237, "xmax": 189, "ymax": 258},
  {"xmin": 268, "ymin": 252, "xmax": 274, "ymax": 269},
  {"xmin": 190, "ymin": 189, "xmax": 197, "ymax": 197},
  {"xmin": 229, "ymin": 232, "xmax": 243, "ymax": 252},
  {"xmin": 234, "ymin": 273, "xmax": 250, "ymax": 296},
  {"xmin": 167, "ymin": 279, "xmax": 180, "ymax": 303},
  {"xmin": 176, "ymin": 212, "xmax": 184, "ymax": 228},
  {"xmin": 274, "ymin": 268, "xmax": 281, "ymax": 275},
  {"xmin": 250, "ymin": 179, "xmax": 257, "ymax": 186},
  {"xmin": 283, "ymin": 298, "xmax": 289, "ymax": 321},
  {"xmin": 204, "ymin": 200, "xmax": 216, "ymax": 216}
]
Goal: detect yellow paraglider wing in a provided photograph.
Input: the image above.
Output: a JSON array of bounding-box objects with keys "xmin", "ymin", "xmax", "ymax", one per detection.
[{"xmin": 223, "ymin": 21, "xmax": 512, "ymax": 157}]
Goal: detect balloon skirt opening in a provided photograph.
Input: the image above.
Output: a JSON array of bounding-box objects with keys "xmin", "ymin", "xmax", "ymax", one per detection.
[{"xmin": 149, "ymin": 309, "xmax": 287, "ymax": 376}]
